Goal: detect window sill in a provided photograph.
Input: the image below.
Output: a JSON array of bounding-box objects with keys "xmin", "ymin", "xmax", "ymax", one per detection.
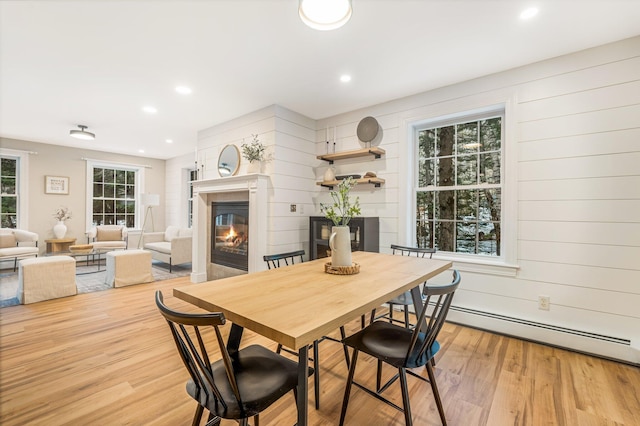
[{"xmin": 433, "ymin": 253, "xmax": 519, "ymax": 277}]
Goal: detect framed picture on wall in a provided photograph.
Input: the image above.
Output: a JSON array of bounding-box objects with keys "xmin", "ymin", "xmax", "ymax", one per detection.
[{"xmin": 45, "ymin": 175, "xmax": 69, "ymax": 194}]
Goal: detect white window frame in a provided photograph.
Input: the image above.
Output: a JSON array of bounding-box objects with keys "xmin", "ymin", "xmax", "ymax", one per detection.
[
  {"xmin": 0, "ymin": 148, "xmax": 29, "ymax": 228},
  {"xmin": 398, "ymin": 98, "xmax": 518, "ymax": 276},
  {"xmin": 85, "ymin": 160, "xmax": 146, "ymax": 231}
]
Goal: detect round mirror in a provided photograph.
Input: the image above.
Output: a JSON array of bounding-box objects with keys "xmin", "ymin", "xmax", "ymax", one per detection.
[{"xmin": 218, "ymin": 144, "xmax": 240, "ymax": 177}]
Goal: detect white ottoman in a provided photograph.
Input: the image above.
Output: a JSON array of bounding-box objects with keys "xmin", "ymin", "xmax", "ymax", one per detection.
[
  {"xmin": 19, "ymin": 256, "xmax": 77, "ymax": 304},
  {"xmin": 106, "ymin": 250, "xmax": 153, "ymax": 287}
]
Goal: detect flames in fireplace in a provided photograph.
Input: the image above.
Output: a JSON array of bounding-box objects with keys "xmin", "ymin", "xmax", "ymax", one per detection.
[{"xmin": 211, "ymin": 202, "xmax": 249, "ymax": 271}]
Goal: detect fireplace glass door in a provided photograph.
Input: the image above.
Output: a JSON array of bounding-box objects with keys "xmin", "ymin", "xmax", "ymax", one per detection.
[{"xmin": 211, "ymin": 202, "xmax": 249, "ymax": 271}]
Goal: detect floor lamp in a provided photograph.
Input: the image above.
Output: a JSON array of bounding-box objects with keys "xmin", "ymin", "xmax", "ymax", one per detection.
[{"xmin": 138, "ymin": 193, "xmax": 159, "ymax": 248}]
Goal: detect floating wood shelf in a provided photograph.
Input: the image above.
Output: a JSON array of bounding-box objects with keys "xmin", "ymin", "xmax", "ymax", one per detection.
[
  {"xmin": 317, "ymin": 147, "xmax": 386, "ymax": 164},
  {"xmin": 316, "ymin": 177, "xmax": 385, "ymax": 189}
]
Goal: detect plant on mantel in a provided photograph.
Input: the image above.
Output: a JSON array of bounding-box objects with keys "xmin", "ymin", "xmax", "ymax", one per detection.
[
  {"xmin": 320, "ymin": 176, "xmax": 361, "ymax": 226},
  {"xmin": 241, "ymin": 134, "xmax": 266, "ymax": 163}
]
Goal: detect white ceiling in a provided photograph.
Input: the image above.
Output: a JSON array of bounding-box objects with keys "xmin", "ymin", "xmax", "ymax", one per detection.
[{"xmin": 1, "ymin": 0, "xmax": 639, "ymax": 160}]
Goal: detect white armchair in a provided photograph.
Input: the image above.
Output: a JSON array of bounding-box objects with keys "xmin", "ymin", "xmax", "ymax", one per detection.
[
  {"xmin": 0, "ymin": 228, "xmax": 39, "ymax": 271},
  {"xmin": 142, "ymin": 226, "xmax": 192, "ymax": 272},
  {"xmin": 87, "ymin": 225, "xmax": 128, "ymax": 251}
]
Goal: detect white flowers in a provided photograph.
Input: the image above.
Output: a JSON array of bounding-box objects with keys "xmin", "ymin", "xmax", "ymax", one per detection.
[{"xmin": 53, "ymin": 206, "xmax": 72, "ymax": 221}]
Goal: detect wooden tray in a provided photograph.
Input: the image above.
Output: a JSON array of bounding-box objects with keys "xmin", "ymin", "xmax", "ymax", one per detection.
[
  {"xmin": 69, "ymin": 244, "xmax": 93, "ymax": 254},
  {"xmin": 325, "ymin": 262, "xmax": 360, "ymax": 275}
]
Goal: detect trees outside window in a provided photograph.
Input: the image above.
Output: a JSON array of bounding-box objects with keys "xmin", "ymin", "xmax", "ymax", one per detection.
[
  {"xmin": 188, "ymin": 169, "xmax": 197, "ymax": 227},
  {"xmin": 0, "ymin": 157, "xmax": 18, "ymax": 228},
  {"xmin": 416, "ymin": 115, "xmax": 502, "ymax": 256},
  {"xmin": 91, "ymin": 166, "xmax": 137, "ymax": 227}
]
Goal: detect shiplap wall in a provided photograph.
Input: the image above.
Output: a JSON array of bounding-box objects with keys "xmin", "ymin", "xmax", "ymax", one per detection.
[
  {"xmin": 312, "ymin": 36, "xmax": 640, "ymax": 363},
  {"xmin": 193, "ymin": 105, "xmax": 316, "ymax": 260},
  {"xmin": 165, "ymin": 36, "xmax": 640, "ymax": 362}
]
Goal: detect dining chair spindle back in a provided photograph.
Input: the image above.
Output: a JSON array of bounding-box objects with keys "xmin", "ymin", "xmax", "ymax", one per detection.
[
  {"xmin": 155, "ymin": 291, "xmax": 308, "ymax": 426},
  {"xmin": 339, "ymin": 270, "xmax": 461, "ymax": 426}
]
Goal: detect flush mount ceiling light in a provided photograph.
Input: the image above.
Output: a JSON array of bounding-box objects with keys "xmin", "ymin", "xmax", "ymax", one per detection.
[
  {"xmin": 69, "ymin": 125, "xmax": 95, "ymax": 140},
  {"xmin": 299, "ymin": 0, "xmax": 352, "ymax": 31},
  {"xmin": 520, "ymin": 7, "xmax": 539, "ymax": 20}
]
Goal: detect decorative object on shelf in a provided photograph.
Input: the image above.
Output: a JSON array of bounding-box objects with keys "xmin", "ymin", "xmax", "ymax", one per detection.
[
  {"xmin": 320, "ymin": 177, "xmax": 361, "ymax": 268},
  {"xmin": 218, "ymin": 144, "xmax": 240, "ymax": 177},
  {"xmin": 335, "ymin": 174, "xmax": 361, "ymax": 180},
  {"xmin": 45, "ymin": 175, "xmax": 70, "ymax": 195},
  {"xmin": 69, "ymin": 124, "xmax": 95, "ymax": 140},
  {"xmin": 324, "ymin": 261, "xmax": 360, "ymax": 275},
  {"xmin": 323, "ymin": 166, "xmax": 336, "ymax": 182},
  {"xmin": 363, "ymin": 171, "xmax": 377, "ymax": 178},
  {"xmin": 52, "ymin": 206, "xmax": 71, "ymax": 239},
  {"xmin": 357, "ymin": 116, "xmax": 382, "ymax": 147}
]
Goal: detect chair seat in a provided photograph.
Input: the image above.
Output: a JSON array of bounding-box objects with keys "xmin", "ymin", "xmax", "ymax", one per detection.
[
  {"xmin": 144, "ymin": 241, "xmax": 171, "ymax": 254},
  {"xmin": 186, "ymin": 344, "xmax": 310, "ymax": 419},
  {"xmin": 0, "ymin": 246, "xmax": 39, "ymax": 257},
  {"xmin": 91, "ymin": 241, "xmax": 126, "ymax": 250},
  {"xmin": 343, "ymin": 321, "xmax": 440, "ymax": 369}
]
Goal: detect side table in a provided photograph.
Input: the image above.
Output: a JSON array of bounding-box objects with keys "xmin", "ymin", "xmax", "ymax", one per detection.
[{"xmin": 45, "ymin": 238, "xmax": 77, "ymax": 254}]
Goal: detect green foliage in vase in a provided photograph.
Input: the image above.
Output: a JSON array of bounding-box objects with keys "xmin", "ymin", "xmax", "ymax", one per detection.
[
  {"xmin": 320, "ymin": 176, "xmax": 361, "ymax": 226},
  {"xmin": 241, "ymin": 134, "xmax": 266, "ymax": 163}
]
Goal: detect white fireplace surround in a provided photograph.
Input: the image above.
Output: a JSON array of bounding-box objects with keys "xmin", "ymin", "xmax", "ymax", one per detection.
[{"xmin": 191, "ymin": 174, "xmax": 269, "ymax": 283}]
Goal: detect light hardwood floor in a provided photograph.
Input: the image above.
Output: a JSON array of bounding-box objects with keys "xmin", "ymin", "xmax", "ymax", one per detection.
[{"xmin": 1, "ymin": 277, "xmax": 638, "ymax": 425}]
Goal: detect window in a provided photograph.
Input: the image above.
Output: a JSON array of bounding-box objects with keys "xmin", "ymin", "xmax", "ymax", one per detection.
[
  {"xmin": 87, "ymin": 161, "xmax": 143, "ymax": 228},
  {"xmin": 188, "ymin": 169, "xmax": 197, "ymax": 227},
  {"xmin": 415, "ymin": 113, "xmax": 502, "ymax": 256},
  {"xmin": 0, "ymin": 157, "xmax": 18, "ymax": 228}
]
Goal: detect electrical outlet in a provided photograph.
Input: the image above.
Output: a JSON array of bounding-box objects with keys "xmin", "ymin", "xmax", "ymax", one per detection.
[
  {"xmin": 290, "ymin": 204, "xmax": 296, "ymax": 213},
  {"xmin": 538, "ymin": 295, "xmax": 550, "ymax": 311}
]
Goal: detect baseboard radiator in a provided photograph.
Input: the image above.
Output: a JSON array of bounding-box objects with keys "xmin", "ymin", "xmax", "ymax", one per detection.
[{"xmin": 447, "ymin": 305, "xmax": 631, "ymax": 346}]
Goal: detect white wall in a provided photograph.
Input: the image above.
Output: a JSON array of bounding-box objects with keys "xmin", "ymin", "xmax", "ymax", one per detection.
[
  {"xmin": 164, "ymin": 36, "xmax": 640, "ymax": 363},
  {"xmin": 192, "ymin": 105, "xmax": 316, "ymax": 259},
  {"xmin": 311, "ymin": 36, "xmax": 640, "ymax": 363}
]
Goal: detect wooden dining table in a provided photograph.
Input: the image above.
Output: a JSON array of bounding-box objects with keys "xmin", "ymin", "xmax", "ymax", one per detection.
[{"xmin": 173, "ymin": 251, "xmax": 452, "ymax": 425}]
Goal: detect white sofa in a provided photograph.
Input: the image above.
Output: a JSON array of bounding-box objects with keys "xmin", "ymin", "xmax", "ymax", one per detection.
[
  {"xmin": 142, "ymin": 226, "xmax": 192, "ymax": 272},
  {"xmin": 0, "ymin": 228, "xmax": 39, "ymax": 271}
]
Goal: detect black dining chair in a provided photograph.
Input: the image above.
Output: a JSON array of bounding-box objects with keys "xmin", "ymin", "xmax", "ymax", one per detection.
[
  {"xmin": 263, "ymin": 249, "xmax": 350, "ymax": 410},
  {"xmin": 339, "ymin": 270, "xmax": 461, "ymax": 426},
  {"xmin": 155, "ymin": 290, "xmax": 310, "ymax": 426},
  {"xmin": 263, "ymin": 249, "xmax": 305, "ymax": 270},
  {"xmin": 375, "ymin": 244, "xmax": 437, "ymax": 328}
]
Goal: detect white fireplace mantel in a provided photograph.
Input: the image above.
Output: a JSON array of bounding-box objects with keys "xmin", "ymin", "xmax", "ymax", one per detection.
[{"xmin": 191, "ymin": 174, "xmax": 269, "ymax": 282}]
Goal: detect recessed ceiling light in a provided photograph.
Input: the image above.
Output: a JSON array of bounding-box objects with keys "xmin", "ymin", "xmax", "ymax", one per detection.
[
  {"xmin": 138, "ymin": 149, "xmax": 145, "ymax": 153},
  {"xmin": 520, "ymin": 7, "xmax": 538, "ymax": 20},
  {"xmin": 340, "ymin": 74, "xmax": 352, "ymax": 83},
  {"xmin": 142, "ymin": 106, "xmax": 157, "ymax": 114},
  {"xmin": 175, "ymin": 86, "xmax": 192, "ymax": 95},
  {"xmin": 166, "ymin": 139, "xmax": 173, "ymax": 144}
]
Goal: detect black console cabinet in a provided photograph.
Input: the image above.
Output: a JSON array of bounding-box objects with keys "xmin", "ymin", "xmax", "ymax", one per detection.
[{"xmin": 309, "ymin": 216, "xmax": 379, "ymax": 260}]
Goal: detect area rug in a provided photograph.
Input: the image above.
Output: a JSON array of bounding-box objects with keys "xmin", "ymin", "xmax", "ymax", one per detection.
[{"xmin": 0, "ymin": 261, "xmax": 191, "ymax": 308}]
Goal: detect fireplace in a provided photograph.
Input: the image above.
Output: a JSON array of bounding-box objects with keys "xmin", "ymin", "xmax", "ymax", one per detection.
[{"xmin": 211, "ymin": 202, "xmax": 249, "ymax": 271}]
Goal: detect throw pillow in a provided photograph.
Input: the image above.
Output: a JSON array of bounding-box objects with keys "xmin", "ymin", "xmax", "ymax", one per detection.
[
  {"xmin": 97, "ymin": 228, "xmax": 123, "ymax": 242},
  {"xmin": 0, "ymin": 233, "xmax": 17, "ymax": 248}
]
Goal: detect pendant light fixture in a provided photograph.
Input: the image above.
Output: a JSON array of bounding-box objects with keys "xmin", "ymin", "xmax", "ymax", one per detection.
[
  {"xmin": 70, "ymin": 125, "xmax": 95, "ymax": 140},
  {"xmin": 299, "ymin": 0, "xmax": 352, "ymax": 31}
]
